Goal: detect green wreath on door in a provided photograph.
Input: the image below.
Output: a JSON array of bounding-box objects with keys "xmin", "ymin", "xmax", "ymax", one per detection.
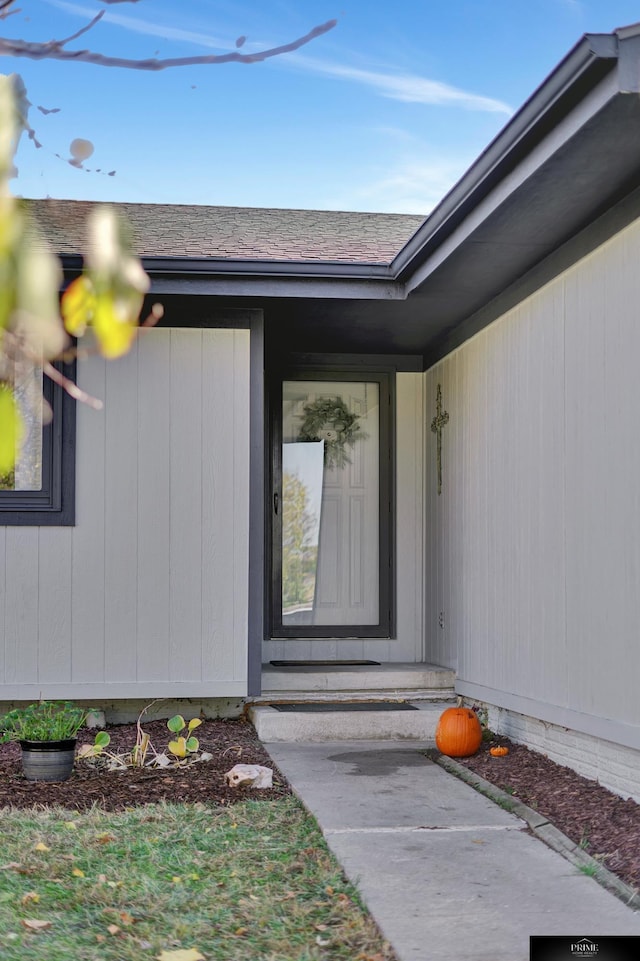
[{"xmin": 298, "ymin": 397, "xmax": 363, "ymax": 468}]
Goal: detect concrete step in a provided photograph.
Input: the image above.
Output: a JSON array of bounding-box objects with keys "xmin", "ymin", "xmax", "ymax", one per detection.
[
  {"xmin": 249, "ymin": 699, "xmax": 452, "ymax": 743},
  {"xmin": 261, "ymin": 662, "xmax": 455, "ymax": 693}
]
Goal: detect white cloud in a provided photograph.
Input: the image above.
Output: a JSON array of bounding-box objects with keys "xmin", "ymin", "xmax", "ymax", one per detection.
[
  {"xmin": 48, "ymin": 0, "xmax": 232, "ymax": 49},
  {"xmin": 328, "ymin": 154, "xmax": 476, "ymax": 214},
  {"xmin": 291, "ymin": 55, "xmax": 513, "ymax": 115}
]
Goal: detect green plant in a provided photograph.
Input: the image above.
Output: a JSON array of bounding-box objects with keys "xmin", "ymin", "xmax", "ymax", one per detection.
[
  {"xmin": 166, "ymin": 714, "xmax": 202, "ymax": 758},
  {"xmin": 78, "ymin": 703, "xmax": 207, "ymax": 769},
  {"xmin": 578, "ymin": 829, "xmax": 591, "ymax": 851},
  {"xmin": 0, "ymin": 701, "xmax": 86, "ymax": 742}
]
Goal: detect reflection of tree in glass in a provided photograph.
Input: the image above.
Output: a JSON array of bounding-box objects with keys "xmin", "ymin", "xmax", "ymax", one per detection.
[
  {"xmin": 282, "ymin": 472, "xmax": 319, "ymax": 613},
  {"xmin": 0, "ymin": 352, "xmax": 43, "ymax": 491}
]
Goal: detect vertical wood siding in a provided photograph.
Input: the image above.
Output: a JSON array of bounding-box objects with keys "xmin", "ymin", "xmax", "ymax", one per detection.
[
  {"xmin": 425, "ymin": 216, "xmax": 640, "ymax": 734},
  {"xmin": 0, "ymin": 329, "xmax": 250, "ymax": 700}
]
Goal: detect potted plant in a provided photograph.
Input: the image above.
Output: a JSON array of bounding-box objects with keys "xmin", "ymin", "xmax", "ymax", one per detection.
[{"xmin": 0, "ymin": 700, "xmax": 86, "ymax": 782}]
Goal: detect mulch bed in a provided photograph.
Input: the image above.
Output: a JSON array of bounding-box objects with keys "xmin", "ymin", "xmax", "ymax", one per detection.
[
  {"xmin": 458, "ymin": 736, "xmax": 640, "ymax": 891},
  {"xmin": 1, "ymin": 717, "xmax": 639, "ymax": 894},
  {"xmin": 0, "ymin": 717, "xmax": 291, "ymax": 812}
]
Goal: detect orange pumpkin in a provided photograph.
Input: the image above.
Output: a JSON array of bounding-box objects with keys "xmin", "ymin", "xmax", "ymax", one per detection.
[
  {"xmin": 489, "ymin": 746, "xmax": 509, "ymax": 757},
  {"xmin": 435, "ymin": 707, "xmax": 482, "ymax": 758}
]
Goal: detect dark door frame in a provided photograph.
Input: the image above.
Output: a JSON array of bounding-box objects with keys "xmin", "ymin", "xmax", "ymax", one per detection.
[{"xmin": 270, "ymin": 366, "xmax": 394, "ymax": 639}]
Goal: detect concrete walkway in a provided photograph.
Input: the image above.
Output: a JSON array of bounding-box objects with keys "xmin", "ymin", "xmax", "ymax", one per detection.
[{"xmin": 264, "ymin": 740, "xmax": 640, "ymax": 961}]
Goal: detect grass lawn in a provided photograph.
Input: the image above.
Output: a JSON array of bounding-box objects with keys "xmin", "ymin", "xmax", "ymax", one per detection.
[{"xmin": 0, "ymin": 797, "xmax": 395, "ymax": 961}]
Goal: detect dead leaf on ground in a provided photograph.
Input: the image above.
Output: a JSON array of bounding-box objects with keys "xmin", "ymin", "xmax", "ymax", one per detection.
[
  {"xmin": 156, "ymin": 950, "xmax": 205, "ymax": 961},
  {"xmin": 21, "ymin": 919, "xmax": 52, "ymax": 931}
]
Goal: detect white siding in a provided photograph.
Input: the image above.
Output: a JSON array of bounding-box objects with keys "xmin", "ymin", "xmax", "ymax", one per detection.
[
  {"xmin": 426, "ymin": 215, "xmax": 640, "ymax": 745},
  {"xmin": 0, "ymin": 328, "xmax": 250, "ymax": 700}
]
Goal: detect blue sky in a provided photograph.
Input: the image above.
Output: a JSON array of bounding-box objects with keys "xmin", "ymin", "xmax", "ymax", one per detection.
[{"xmin": 3, "ymin": 0, "xmax": 640, "ymax": 212}]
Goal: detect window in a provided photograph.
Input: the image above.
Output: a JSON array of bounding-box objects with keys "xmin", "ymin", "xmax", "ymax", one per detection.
[{"xmin": 0, "ymin": 359, "xmax": 76, "ymax": 525}]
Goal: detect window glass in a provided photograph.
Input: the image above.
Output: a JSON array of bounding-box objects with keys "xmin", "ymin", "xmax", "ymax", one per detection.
[
  {"xmin": 281, "ymin": 379, "xmax": 380, "ymax": 627},
  {"xmin": 0, "ymin": 356, "xmax": 44, "ymax": 492}
]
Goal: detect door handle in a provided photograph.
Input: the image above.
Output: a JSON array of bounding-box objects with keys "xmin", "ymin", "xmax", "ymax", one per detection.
[{"xmin": 274, "ymin": 492, "xmax": 279, "ymax": 515}]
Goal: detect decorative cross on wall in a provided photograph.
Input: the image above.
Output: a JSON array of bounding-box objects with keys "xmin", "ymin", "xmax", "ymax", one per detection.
[{"xmin": 430, "ymin": 383, "xmax": 449, "ymax": 495}]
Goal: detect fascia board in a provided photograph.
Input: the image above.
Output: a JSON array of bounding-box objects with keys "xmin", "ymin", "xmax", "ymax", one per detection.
[
  {"xmin": 144, "ymin": 273, "xmax": 404, "ymax": 301},
  {"xmin": 392, "ymin": 32, "xmax": 620, "ymax": 288},
  {"xmin": 401, "ymin": 68, "xmax": 621, "ymax": 296},
  {"xmin": 60, "ymin": 254, "xmax": 403, "ymax": 301}
]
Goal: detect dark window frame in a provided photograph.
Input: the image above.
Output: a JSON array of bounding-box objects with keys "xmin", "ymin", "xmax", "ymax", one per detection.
[
  {"xmin": 0, "ymin": 359, "xmax": 76, "ymax": 526},
  {"xmin": 270, "ymin": 365, "xmax": 394, "ymax": 639}
]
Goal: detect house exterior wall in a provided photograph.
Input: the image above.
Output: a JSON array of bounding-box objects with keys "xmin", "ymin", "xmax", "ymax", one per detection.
[
  {"xmin": 424, "ymin": 214, "xmax": 640, "ymax": 761},
  {"xmin": 0, "ymin": 328, "xmax": 250, "ymax": 701}
]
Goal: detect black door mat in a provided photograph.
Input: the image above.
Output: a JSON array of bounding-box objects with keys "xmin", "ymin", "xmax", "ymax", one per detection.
[
  {"xmin": 269, "ymin": 660, "xmax": 381, "ymax": 667},
  {"xmin": 272, "ymin": 702, "xmax": 418, "ymax": 713}
]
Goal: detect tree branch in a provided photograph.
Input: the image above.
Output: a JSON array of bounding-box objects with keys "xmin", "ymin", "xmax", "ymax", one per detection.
[
  {"xmin": 56, "ymin": 12, "xmax": 105, "ymax": 49},
  {"xmin": 0, "ymin": 18, "xmax": 337, "ymax": 70},
  {"xmin": 0, "ymin": 0, "xmax": 20, "ymax": 22}
]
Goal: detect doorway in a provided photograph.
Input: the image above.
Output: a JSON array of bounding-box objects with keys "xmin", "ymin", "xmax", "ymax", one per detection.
[{"xmin": 270, "ymin": 369, "xmax": 392, "ymax": 639}]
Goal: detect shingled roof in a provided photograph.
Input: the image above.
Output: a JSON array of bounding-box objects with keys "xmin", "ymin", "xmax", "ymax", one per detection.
[{"xmin": 26, "ymin": 199, "xmax": 425, "ymax": 266}]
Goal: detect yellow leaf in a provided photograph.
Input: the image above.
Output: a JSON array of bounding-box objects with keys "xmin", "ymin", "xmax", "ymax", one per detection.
[
  {"xmin": 107, "ymin": 924, "xmax": 121, "ymax": 936},
  {"xmin": 168, "ymin": 737, "xmax": 187, "ymax": 758},
  {"xmin": 61, "ymin": 275, "xmax": 95, "ymax": 336},
  {"xmin": 92, "ymin": 292, "xmax": 139, "ymax": 359},
  {"xmin": 171, "ymin": 876, "xmax": 182, "ymax": 884},
  {"xmin": 21, "ymin": 919, "xmax": 52, "ymax": 931},
  {"xmin": 21, "ymin": 892, "xmax": 40, "ymax": 905},
  {"xmin": 0, "ymin": 386, "xmax": 23, "ymax": 476},
  {"xmin": 65, "ymin": 821, "xmax": 78, "ymax": 830},
  {"xmin": 72, "ymin": 868, "xmax": 85, "ymax": 878},
  {"xmin": 187, "ymin": 718, "xmax": 202, "ymax": 732},
  {"xmin": 33, "ymin": 843, "xmax": 49, "ymax": 853},
  {"xmin": 156, "ymin": 951, "xmax": 205, "ymax": 961}
]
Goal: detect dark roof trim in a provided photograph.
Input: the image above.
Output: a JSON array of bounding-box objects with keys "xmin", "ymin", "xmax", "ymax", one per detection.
[
  {"xmin": 60, "ymin": 253, "xmax": 404, "ymax": 300},
  {"xmin": 391, "ymin": 30, "xmax": 620, "ymax": 287}
]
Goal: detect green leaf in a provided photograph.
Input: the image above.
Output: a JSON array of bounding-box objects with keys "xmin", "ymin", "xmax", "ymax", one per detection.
[
  {"xmin": 94, "ymin": 731, "xmax": 110, "ymax": 748},
  {"xmin": 167, "ymin": 715, "xmax": 185, "ymax": 734},
  {"xmin": 185, "ymin": 737, "xmax": 199, "ymax": 753}
]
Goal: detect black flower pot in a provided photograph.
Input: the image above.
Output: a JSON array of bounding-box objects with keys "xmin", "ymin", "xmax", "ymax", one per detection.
[{"xmin": 19, "ymin": 739, "xmax": 77, "ymax": 782}]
